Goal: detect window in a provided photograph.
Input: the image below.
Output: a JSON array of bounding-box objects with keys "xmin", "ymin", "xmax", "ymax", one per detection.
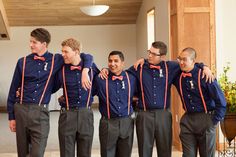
[{"xmin": 147, "ymin": 8, "xmax": 155, "ymax": 48}]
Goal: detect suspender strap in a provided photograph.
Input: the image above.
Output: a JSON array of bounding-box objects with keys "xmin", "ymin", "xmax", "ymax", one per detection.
[
  {"xmin": 163, "ymin": 61, "xmax": 168, "ymax": 110},
  {"xmin": 62, "ymin": 66, "xmax": 69, "ymax": 110},
  {"xmin": 38, "ymin": 54, "xmax": 55, "ymax": 106},
  {"xmin": 20, "ymin": 57, "xmax": 26, "ymax": 104},
  {"xmin": 106, "ymin": 78, "xmax": 110, "ymax": 119},
  {"xmin": 125, "ymin": 72, "xmax": 131, "ymax": 115},
  {"xmin": 105, "ymin": 73, "xmax": 131, "ymax": 119},
  {"xmin": 198, "ymin": 69, "xmax": 208, "ymax": 113},
  {"xmin": 179, "ymin": 73, "xmax": 188, "ymax": 111},
  {"xmin": 140, "ymin": 62, "xmax": 168, "ymax": 110},
  {"xmin": 86, "ymin": 68, "xmax": 93, "ymax": 108},
  {"xmin": 140, "ymin": 65, "xmax": 146, "ymax": 111},
  {"xmin": 62, "ymin": 67, "xmax": 93, "ymax": 110}
]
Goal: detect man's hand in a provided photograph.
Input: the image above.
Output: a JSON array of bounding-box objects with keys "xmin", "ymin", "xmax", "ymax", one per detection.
[
  {"xmin": 58, "ymin": 95, "xmax": 65, "ymax": 104},
  {"xmin": 9, "ymin": 120, "xmax": 16, "ymax": 132},
  {"xmin": 133, "ymin": 58, "xmax": 145, "ymax": 70},
  {"xmin": 202, "ymin": 66, "xmax": 215, "ymax": 83},
  {"xmin": 82, "ymin": 68, "xmax": 92, "ymax": 90},
  {"xmin": 16, "ymin": 88, "xmax": 20, "ymax": 98},
  {"xmin": 99, "ymin": 68, "xmax": 109, "ymax": 80}
]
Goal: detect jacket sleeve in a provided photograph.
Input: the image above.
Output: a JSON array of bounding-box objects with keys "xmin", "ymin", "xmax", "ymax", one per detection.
[
  {"xmin": 80, "ymin": 53, "xmax": 93, "ymax": 68},
  {"xmin": 7, "ymin": 59, "xmax": 22, "ymax": 120}
]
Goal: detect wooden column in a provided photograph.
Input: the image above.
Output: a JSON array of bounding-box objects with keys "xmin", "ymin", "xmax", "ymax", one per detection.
[{"xmin": 169, "ymin": 0, "xmax": 216, "ymax": 150}]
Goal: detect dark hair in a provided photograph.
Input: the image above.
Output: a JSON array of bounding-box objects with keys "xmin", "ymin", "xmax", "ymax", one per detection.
[
  {"xmin": 152, "ymin": 41, "xmax": 167, "ymax": 55},
  {"xmin": 108, "ymin": 51, "xmax": 124, "ymax": 61},
  {"xmin": 182, "ymin": 47, "xmax": 197, "ymax": 59},
  {"xmin": 30, "ymin": 28, "xmax": 51, "ymax": 46}
]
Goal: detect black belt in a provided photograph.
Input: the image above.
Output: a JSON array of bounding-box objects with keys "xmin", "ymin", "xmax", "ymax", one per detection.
[
  {"xmin": 101, "ymin": 115, "xmax": 132, "ymax": 120},
  {"xmin": 20, "ymin": 103, "xmax": 48, "ymax": 109},
  {"xmin": 61, "ymin": 106, "xmax": 90, "ymax": 111},
  {"xmin": 137, "ymin": 108, "xmax": 169, "ymax": 112},
  {"xmin": 207, "ymin": 110, "xmax": 215, "ymax": 114},
  {"xmin": 186, "ymin": 110, "xmax": 215, "ymax": 114}
]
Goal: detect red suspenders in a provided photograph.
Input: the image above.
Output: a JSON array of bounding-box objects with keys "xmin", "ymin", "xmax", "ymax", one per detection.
[
  {"xmin": 198, "ymin": 69, "xmax": 208, "ymax": 113},
  {"xmin": 20, "ymin": 57, "xmax": 26, "ymax": 104},
  {"xmin": 106, "ymin": 72, "xmax": 131, "ymax": 119},
  {"xmin": 20, "ymin": 54, "xmax": 55, "ymax": 105},
  {"xmin": 62, "ymin": 66, "xmax": 93, "ymax": 110},
  {"xmin": 179, "ymin": 69, "xmax": 207, "ymax": 113},
  {"xmin": 139, "ymin": 62, "xmax": 168, "ymax": 110}
]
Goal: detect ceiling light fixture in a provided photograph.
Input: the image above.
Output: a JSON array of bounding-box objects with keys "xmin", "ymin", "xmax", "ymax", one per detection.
[{"xmin": 80, "ymin": 0, "xmax": 109, "ymax": 16}]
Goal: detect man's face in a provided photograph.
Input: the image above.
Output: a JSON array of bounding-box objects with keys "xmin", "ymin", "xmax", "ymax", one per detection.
[
  {"xmin": 30, "ymin": 37, "xmax": 47, "ymax": 54},
  {"xmin": 108, "ymin": 55, "xmax": 124, "ymax": 75},
  {"xmin": 147, "ymin": 46, "xmax": 162, "ymax": 64},
  {"xmin": 61, "ymin": 46, "xmax": 77, "ymax": 64},
  {"xmin": 178, "ymin": 51, "xmax": 195, "ymax": 72}
]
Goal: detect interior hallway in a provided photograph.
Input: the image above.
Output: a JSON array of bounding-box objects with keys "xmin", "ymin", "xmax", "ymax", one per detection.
[{"xmin": 0, "ymin": 110, "xmax": 183, "ymax": 157}]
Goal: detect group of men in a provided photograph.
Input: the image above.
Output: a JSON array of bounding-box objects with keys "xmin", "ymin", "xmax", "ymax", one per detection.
[{"xmin": 7, "ymin": 27, "xmax": 226, "ymax": 157}]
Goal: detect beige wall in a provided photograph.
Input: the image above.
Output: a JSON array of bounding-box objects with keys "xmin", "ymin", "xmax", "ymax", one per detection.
[
  {"xmin": 136, "ymin": 0, "xmax": 169, "ymax": 58},
  {"xmin": 0, "ymin": 25, "xmax": 137, "ymax": 107},
  {"xmin": 216, "ymin": 0, "xmax": 236, "ymax": 80}
]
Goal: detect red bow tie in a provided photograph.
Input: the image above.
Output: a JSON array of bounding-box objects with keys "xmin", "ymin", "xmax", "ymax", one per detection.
[
  {"xmin": 150, "ymin": 65, "xmax": 161, "ymax": 70},
  {"xmin": 34, "ymin": 55, "xmax": 45, "ymax": 61},
  {"xmin": 112, "ymin": 75, "xmax": 123, "ymax": 81},
  {"xmin": 70, "ymin": 66, "xmax": 81, "ymax": 71},
  {"xmin": 182, "ymin": 72, "xmax": 192, "ymax": 77}
]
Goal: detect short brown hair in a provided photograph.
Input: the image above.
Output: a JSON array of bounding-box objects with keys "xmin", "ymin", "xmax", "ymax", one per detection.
[
  {"xmin": 152, "ymin": 41, "xmax": 167, "ymax": 56},
  {"xmin": 31, "ymin": 28, "xmax": 51, "ymax": 46},
  {"xmin": 61, "ymin": 38, "xmax": 81, "ymax": 53}
]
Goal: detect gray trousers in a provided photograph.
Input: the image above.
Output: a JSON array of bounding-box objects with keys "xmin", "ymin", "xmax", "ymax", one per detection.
[
  {"xmin": 58, "ymin": 108, "xmax": 94, "ymax": 157},
  {"xmin": 136, "ymin": 109, "xmax": 172, "ymax": 157},
  {"xmin": 99, "ymin": 116, "xmax": 134, "ymax": 157},
  {"xmin": 179, "ymin": 112, "xmax": 216, "ymax": 157},
  {"xmin": 14, "ymin": 103, "xmax": 50, "ymax": 157}
]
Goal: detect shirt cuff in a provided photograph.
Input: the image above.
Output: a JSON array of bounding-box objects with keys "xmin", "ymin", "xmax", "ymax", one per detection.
[{"xmin": 8, "ymin": 113, "xmax": 15, "ymax": 120}]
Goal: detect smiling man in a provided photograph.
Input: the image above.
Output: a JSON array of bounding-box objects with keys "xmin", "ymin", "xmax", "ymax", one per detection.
[
  {"xmin": 94, "ymin": 51, "xmax": 137, "ymax": 157},
  {"xmin": 174, "ymin": 47, "xmax": 226, "ymax": 157}
]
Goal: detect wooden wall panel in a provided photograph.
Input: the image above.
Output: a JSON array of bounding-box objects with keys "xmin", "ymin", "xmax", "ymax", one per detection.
[
  {"xmin": 184, "ymin": 0, "xmax": 210, "ymax": 7},
  {"xmin": 170, "ymin": 0, "xmax": 177, "ymax": 14},
  {"xmin": 183, "ymin": 13, "xmax": 211, "ymax": 65}
]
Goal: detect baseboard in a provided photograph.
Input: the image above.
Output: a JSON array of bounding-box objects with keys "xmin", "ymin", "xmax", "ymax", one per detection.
[{"xmin": 0, "ymin": 106, "xmax": 7, "ymax": 113}]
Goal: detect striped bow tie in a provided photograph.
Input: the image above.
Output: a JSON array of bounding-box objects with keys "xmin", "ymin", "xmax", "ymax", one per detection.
[
  {"xmin": 70, "ymin": 66, "xmax": 81, "ymax": 71},
  {"xmin": 112, "ymin": 75, "xmax": 123, "ymax": 81},
  {"xmin": 34, "ymin": 55, "xmax": 45, "ymax": 61},
  {"xmin": 182, "ymin": 72, "xmax": 192, "ymax": 77},
  {"xmin": 150, "ymin": 65, "xmax": 161, "ymax": 70}
]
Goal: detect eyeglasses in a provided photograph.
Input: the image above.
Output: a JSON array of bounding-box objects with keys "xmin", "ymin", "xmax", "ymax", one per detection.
[
  {"xmin": 177, "ymin": 56, "xmax": 188, "ymax": 62},
  {"xmin": 147, "ymin": 50, "xmax": 161, "ymax": 56}
]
